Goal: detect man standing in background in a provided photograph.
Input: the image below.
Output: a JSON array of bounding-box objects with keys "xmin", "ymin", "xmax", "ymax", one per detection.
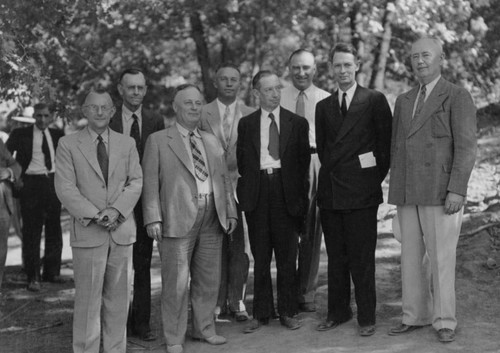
[
  {"xmin": 6, "ymin": 103, "xmax": 64, "ymax": 292},
  {"xmin": 200, "ymin": 63, "xmax": 254, "ymax": 322},
  {"xmin": 281, "ymin": 49, "xmax": 330, "ymax": 312},
  {"xmin": 110, "ymin": 68, "xmax": 164, "ymax": 342}
]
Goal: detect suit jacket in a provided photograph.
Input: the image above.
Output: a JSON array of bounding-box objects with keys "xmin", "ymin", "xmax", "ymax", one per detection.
[
  {"xmin": 236, "ymin": 107, "xmax": 310, "ymax": 217},
  {"xmin": 200, "ymin": 100, "xmax": 255, "ymax": 193},
  {"xmin": 0, "ymin": 139, "xmax": 21, "ymax": 215},
  {"xmin": 54, "ymin": 128, "xmax": 142, "ymax": 247},
  {"xmin": 6, "ymin": 126, "xmax": 64, "ymax": 176},
  {"xmin": 388, "ymin": 77, "xmax": 477, "ymax": 205},
  {"xmin": 142, "ymin": 125, "xmax": 237, "ymax": 237},
  {"xmin": 315, "ymin": 85, "xmax": 392, "ymax": 210},
  {"xmin": 109, "ymin": 106, "xmax": 164, "ymax": 160}
]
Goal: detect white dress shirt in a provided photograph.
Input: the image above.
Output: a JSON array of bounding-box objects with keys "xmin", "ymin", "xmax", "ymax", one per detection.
[
  {"xmin": 338, "ymin": 82, "xmax": 357, "ymax": 112},
  {"xmin": 26, "ymin": 125, "xmax": 55, "ymax": 175},
  {"xmin": 260, "ymin": 106, "xmax": 281, "ymax": 170},
  {"xmin": 121, "ymin": 104, "xmax": 142, "ymax": 136},
  {"xmin": 88, "ymin": 127, "xmax": 109, "ymax": 154},
  {"xmin": 412, "ymin": 75, "xmax": 441, "ymax": 117}
]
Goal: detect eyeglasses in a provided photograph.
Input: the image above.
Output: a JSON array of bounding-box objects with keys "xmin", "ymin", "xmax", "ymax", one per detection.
[{"xmin": 82, "ymin": 105, "xmax": 114, "ymax": 114}]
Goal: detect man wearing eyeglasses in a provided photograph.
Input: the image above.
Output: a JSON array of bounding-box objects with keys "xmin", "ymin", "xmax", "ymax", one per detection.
[
  {"xmin": 6, "ymin": 103, "xmax": 64, "ymax": 292},
  {"xmin": 55, "ymin": 89, "xmax": 142, "ymax": 353},
  {"xmin": 109, "ymin": 68, "xmax": 164, "ymax": 342}
]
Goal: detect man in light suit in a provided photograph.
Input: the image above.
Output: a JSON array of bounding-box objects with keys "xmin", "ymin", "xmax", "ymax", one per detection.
[
  {"xmin": 6, "ymin": 103, "xmax": 64, "ymax": 291},
  {"xmin": 200, "ymin": 62, "xmax": 254, "ymax": 322},
  {"xmin": 388, "ymin": 37, "xmax": 476, "ymax": 343},
  {"xmin": 109, "ymin": 68, "xmax": 164, "ymax": 341},
  {"xmin": 315, "ymin": 43, "xmax": 392, "ymax": 336},
  {"xmin": 142, "ymin": 84, "xmax": 237, "ymax": 353},
  {"xmin": 237, "ymin": 71, "xmax": 310, "ymax": 333},
  {"xmin": 281, "ymin": 49, "xmax": 330, "ymax": 312},
  {"xmin": 55, "ymin": 90, "xmax": 142, "ymax": 353},
  {"xmin": 0, "ymin": 140, "xmax": 21, "ymax": 290}
]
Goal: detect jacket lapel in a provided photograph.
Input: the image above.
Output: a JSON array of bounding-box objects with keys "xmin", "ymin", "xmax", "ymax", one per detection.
[
  {"xmin": 250, "ymin": 110, "xmax": 261, "ymax": 157},
  {"xmin": 107, "ymin": 129, "xmax": 121, "ymax": 179},
  {"xmin": 402, "ymin": 87, "xmax": 419, "ymax": 135},
  {"xmin": 334, "ymin": 86, "xmax": 365, "ymax": 144},
  {"xmin": 279, "ymin": 107, "xmax": 292, "ymax": 157},
  {"xmin": 227, "ymin": 102, "xmax": 244, "ymax": 149},
  {"xmin": 168, "ymin": 126, "xmax": 195, "ymax": 178},
  {"xmin": 200, "ymin": 131, "xmax": 217, "ymax": 176},
  {"xmin": 109, "ymin": 106, "xmax": 124, "ymax": 133},
  {"xmin": 206, "ymin": 101, "xmax": 225, "ymax": 148},
  {"xmin": 77, "ymin": 129, "xmax": 106, "ymax": 183}
]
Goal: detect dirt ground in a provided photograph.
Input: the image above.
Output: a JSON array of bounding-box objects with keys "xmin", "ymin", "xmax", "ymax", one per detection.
[{"xmin": 1, "ymin": 127, "xmax": 500, "ymax": 353}]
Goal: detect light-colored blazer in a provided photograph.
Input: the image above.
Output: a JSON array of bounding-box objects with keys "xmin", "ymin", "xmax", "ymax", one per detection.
[
  {"xmin": 388, "ymin": 77, "xmax": 477, "ymax": 206},
  {"xmin": 200, "ymin": 100, "xmax": 255, "ymax": 193},
  {"xmin": 55, "ymin": 128, "xmax": 142, "ymax": 247},
  {"xmin": 142, "ymin": 125, "xmax": 237, "ymax": 237}
]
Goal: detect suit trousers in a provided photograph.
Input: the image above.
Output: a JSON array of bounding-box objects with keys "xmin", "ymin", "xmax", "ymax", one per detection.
[
  {"xmin": 217, "ymin": 202, "xmax": 249, "ymax": 312},
  {"xmin": 297, "ymin": 154, "xmax": 322, "ymax": 304},
  {"xmin": 320, "ymin": 206, "xmax": 378, "ymax": 326},
  {"xmin": 72, "ymin": 237, "xmax": 133, "ymax": 353},
  {"xmin": 397, "ymin": 205, "xmax": 463, "ymax": 330},
  {"xmin": 20, "ymin": 174, "xmax": 62, "ymax": 281},
  {"xmin": 246, "ymin": 172, "xmax": 299, "ymax": 319},
  {"xmin": 0, "ymin": 203, "xmax": 10, "ymax": 289},
  {"xmin": 158, "ymin": 194, "xmax": 223, "ymax": 345},
  {"xmin": 128, "ymin": 199, "xmax": 154, "ymax": 335}
]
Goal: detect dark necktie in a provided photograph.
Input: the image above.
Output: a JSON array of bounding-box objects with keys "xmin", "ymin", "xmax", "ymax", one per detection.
[
  {"xmin": 97, "ymin": 135, "xmax": 108, "ymax": 186},
  {"xmin": 296, "ymin": 91, "xmax": 305, "ymax": 117},
  {"xmin": 189, "ymin": 132, "xmax": 209, "ymax": 182},
  {"xmin": 130, "ymin": 113, "xmax": 141, "ymax": 156},
  {"xmin": 268, "ymin": 113, "xmax": 279, "ymax": 160},
  {"xmin": 41, "ymin": 130, "xmax": 52, "ymax": 171},
  {"xmin": 340, "ymin": 92, "xmax": 348, "ymax": 117},
  {"xmin": 413, "ymin": 85, "xmax": 427, "ymax": 120}
]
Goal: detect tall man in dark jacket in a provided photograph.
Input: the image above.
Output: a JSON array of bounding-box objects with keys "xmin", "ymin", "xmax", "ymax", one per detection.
[
  {"xmin": 7, "ymin": 103, "xmax": 64, "ymax": 291},
  {"xmin": 315, "ymin": 43, "xmax": 392, "ymax": 336},
  {"xmin": 237, "ymin": 71, "xmax": 310, "ymax": 333},
  {"xmin": 109, "ymin": 68, "xmax": 164, "ymax": 341}
]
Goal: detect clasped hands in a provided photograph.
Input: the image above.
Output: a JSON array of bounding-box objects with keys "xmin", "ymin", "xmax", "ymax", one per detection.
[{"xmin": 93, "ymin": 207, "xmax": 121, "ymax": 231}]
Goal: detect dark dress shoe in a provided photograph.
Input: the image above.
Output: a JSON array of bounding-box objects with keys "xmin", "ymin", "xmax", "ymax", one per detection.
[
  {"xmin": 139, "ymin": 331, "xmax": 157, "ymax": 341},
  {"xmin": 388, "ymin": 323, "xmax": 422, "ymax": 336},
  {"xmin": 243, "ymin": 318, "xmax": 269, "ymax": 334},
  {"xmin": 437, "ymin": 328, "xmax": 455, "ymax": 343},
  {"xmin": 359, "ymin": 325, "xmax": 376, "ymax": 336},
  {"xmin": 234, "ymin": 310, "xmax": 249, "ymax": 322},
  {"xmin": 317, "ymin": 314, "xmax": 352, "ymax": 332},
  {"xmin": 298, "ymin": 303, "xmax": 316, "ymax": 312},
  {"xmin": 27, "ymin": 281, "xmax": 41, "ymax": 292},
  {"xmin": 280, "ymin": 316, "xmax": 302, "ymax": 330}
]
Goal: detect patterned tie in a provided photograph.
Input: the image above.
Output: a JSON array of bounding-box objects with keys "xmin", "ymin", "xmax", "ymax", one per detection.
[
  {"xmin": 340, "ymin": 92, "xmax": 348, "ymax": 117},
  {"xmin": 222, "ymin": 105, "xmax": 232, "ymax": 145},
  {"xmin": 413, "ymin": 85, "xmax": 427, "ymax": 119},
  {"xmin": 189, "ymin": 132, "xmax": 209, "ymax": 182},
  {"xmin": 97, "ymin": 135, "xmax": 108, "ymax": 186},
  {"xmin": 268, "ymin": 113, "xmax": 279, "ymax": 160},
  {"xmin": 41, "ymin": 130, "xmax": 52, "ymax": 171},
  {"xmin": 296, "ymin": 91, "xmax": 305, "ymax": 117},
  {"xmin": 130, "ymin": 113, "xmax": 141, "ymax": 156}
]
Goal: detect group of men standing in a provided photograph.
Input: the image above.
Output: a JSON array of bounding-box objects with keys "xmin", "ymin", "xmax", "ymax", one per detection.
[{"xmin": 0, "ymin": 35, "xmax": 476, "ymax": 353}]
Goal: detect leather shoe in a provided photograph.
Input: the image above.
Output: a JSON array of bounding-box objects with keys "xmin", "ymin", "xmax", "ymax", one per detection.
[
  {"xmin": 167, "ymin": 344, "xmax": 183, "ymax": 353},
  {"xmin": 139, "ymin": 331, "xmax": 156, "ymax": 341},
  {"xmin": 437, "ymin": 328, "xmax": 455, "ymax": 343},
  {"xmin": 280, "ymin": 316, "xmax": 302, "ymax": 330},
  {"xmin": 388, "ymin": 323, "xmax": 422, "ymax": 336},
  {"xmin": 243, "ymin": 318, "xmax": 269, "ymax": 334},
  {"xmin": 27, "ymin": 281, "xmax": 41, "ymax": 292},
  {"xmin": 203, "ymin": 335, "xmax": 227, "ymax": 345},
  {"xmin": 359, "ymin": 325, "xmax": 376, "ymax": 336},
  {"xmin": 316, "ymin": 314, "xmax": 352, "ymax": 332},
  {"xmin": 234, "ymin": 310, "xmax": 249, "ymax": 322},
  {"xmin": 298, "ymin": 302, "xmax": 316, "ymax": 312}
]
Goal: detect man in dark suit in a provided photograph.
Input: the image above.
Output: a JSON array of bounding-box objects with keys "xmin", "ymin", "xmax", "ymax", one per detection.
[
  {"xmin": 388, "ymin": 37, "xmax": 476, "ymax": 343},
  {"xmin": 6, "ymin": 103, "xmax": 64, "ymax": 291},
  {"xmin": 237, "ymin": 71, "xmax": 310, "ymax": 333},
  {"xmin": 315, "ymin": 43, "xmax": 392, "ymax": 336},
  {"xmin": 200, "ymin": 63, "xmax": 255, "ymax": 322},
  {"xmin": 109, "ymin": 68, "xmax": 164, "ymax": 341}
]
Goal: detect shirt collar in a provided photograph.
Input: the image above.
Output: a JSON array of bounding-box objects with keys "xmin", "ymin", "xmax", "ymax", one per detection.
[
  {"xmin": 339, "ymin": 82, "xmax": 357, "ymax": 100},
  {"xmin": 87, "ymin": 126, "xmax": 109, "ymax": 143},
  {"xmin": 216, "ymin": 99, "xmax": 237, "ymax": 116},
  {"xmin": 261, "ymin": 106, "xmax": 280, "ymax": 120},
  {"xmin": 421, "ymin": 75, "xmax": 441, "ymax": 96},
  {"xmin": 122, "ymin": 104, "xmax": 142, "ymax": 121},
  {"xmin": 33, "ymin": 124, "xmax": 45, "ymax": 134},
  {"xmin": 289, "ymin": 84, "xmax": 315, "ymax": 100},
  {"xmin": 176, "ymin": 122, "xmax": 201, "ymax": 138}
]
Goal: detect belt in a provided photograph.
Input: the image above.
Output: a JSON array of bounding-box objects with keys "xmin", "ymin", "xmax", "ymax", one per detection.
[
  {"xmin": 260, "ymin": 168, "xmax": 281, "ymax": 175},
  {"xmin": 197, "ymin": 192, "xmax": 214, "ymax": 199},
  {"xmin": 310, "ymin": 147, "xmax": 317, "ymax": 154}
]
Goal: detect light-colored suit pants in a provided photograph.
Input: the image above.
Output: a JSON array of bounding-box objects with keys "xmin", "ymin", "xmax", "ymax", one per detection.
[
  {"xmin": 159, "ymin": 194, "xmax": 223, "ymax": 345},
  {"xmin": 397, "ymin": 205, "xmax": 463, "ymax": 331},
  {"xmin": 72, "ymin": 237, "xmax": 133, "ymax": 353}
]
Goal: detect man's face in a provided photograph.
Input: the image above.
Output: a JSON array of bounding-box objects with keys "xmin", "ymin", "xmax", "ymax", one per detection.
[
  {"xmin": 173, "ymin": 87, "xmax": 203, "ymax": 130},
  {"xmin": 34, "ymin": 108, "xmax": 53, "ymax": 130},
  {"xmin": 82, "ymin": 92, "xmax": 115, "ymax": 133},
  {"xmin": 411, "ymin": 39, "xmax": 443, "ymax": 84},
  {"xmin": 254, "ymin": 74, "xmax": 282, "ymax": 112},
  {"xmin": 214, "ymin": 67, "xmax": 241, "ymax": 102},
  {"xmin": 289, "ymin": 52, "xmax": 316, "ymax": 91},
  {"xmin": 331, "ymin": 51, "xmax": 359, "ymax": 91},
  {"xmin": 117, "ymin": 72, "xmax": 147, "ymax": 111}
]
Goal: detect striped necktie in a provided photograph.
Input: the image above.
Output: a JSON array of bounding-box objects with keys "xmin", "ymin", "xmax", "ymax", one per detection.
[{"xmin": 189, "ymin": 132, "xmax": 209, "ymax": 181}]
